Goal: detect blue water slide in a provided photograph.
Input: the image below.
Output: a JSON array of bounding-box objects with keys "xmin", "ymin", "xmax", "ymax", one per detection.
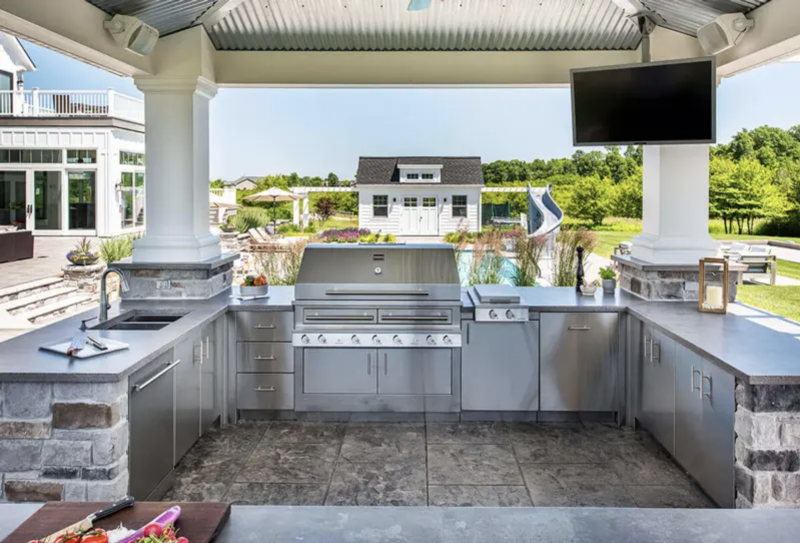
[{"xmin": 526, "ymin": 183, "xmax": 563, "ymax": 241}]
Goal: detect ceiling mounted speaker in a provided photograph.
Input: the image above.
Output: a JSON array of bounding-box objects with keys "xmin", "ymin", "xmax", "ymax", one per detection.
[
  {"xmin": 103, "ymin": 14, "xmax": 159, "ymax": 56},
  {"xmin": 697, "ymin": 13, "xmax": 754, "ymax": 55}
]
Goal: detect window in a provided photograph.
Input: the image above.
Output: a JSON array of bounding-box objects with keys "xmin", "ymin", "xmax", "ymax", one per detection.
[
  {"xmin": 373, "ymin": 195, "xmax": 388, "ymax": 217},
  {"xmin": 68, "ymin": 171, "xmax": 95, "ymax": 229},
  {"xmin": 121, "ymin": 171, "xmax": 145, "ymax": 228},
  {"xmin": 423, "ymin": 197, "xmax": 436, "ymax": 207},
  {"xmin": 421, "ymin": 173, "xmax": 434, "ymax": 180},
  {"xmin": 452, "ymin": 195, "xmax": 468, "ymax": 218},
  {"xmin": 0, "ymin": 149, "xmax": 62, "ymax": 164},
  {"xmin": 120, "ymin": 151, "xmax": 145, "ymax": 166},
  {"xmin": 406, "ymin": 173, "xmax": 419, "ymax": 180},
  {"xmin": 67, "ymin": 149, "xmax": 97, "ymax": 164},
  {"xmin": 404, "ymin": 197, "xmax": 418, "ymax": 207}
]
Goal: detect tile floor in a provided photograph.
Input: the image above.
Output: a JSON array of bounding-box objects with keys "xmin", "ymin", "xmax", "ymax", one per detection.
[{"xmin": 162, "ymin": 421, "xmax": 715, "ymax": 508}]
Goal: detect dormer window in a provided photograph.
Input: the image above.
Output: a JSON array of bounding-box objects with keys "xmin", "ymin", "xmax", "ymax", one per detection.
[
  {"xmin": 398, "ymin": 164, "xmax": 443, "ymax": 183},
  {"xmin": 407, "ymin": 173, "xmax": 419, "ymax": 180},
  {"xmin": 421, "ymin": 173, "xmax": 434, "ymax": 180}
]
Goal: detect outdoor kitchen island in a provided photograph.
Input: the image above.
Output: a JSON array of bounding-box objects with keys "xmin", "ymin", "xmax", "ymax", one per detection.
[{"xmin": 1, "ymin": 251, "xmax": 800, "ymax": 508}]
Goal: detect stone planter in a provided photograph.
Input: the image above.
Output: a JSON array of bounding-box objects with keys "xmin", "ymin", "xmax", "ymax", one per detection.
[
  {"xmin": 62, "ymin": 263, "xmax": 105, "ymax": 294},
  {"xmin": 602, "ymin": 278, "xmax": 616, "ymax": 294}
]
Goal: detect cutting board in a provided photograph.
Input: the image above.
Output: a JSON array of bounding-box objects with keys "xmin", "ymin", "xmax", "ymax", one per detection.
[{"xmin": 2, "ymin": 502, "xmax": 231, "ymax": 543}]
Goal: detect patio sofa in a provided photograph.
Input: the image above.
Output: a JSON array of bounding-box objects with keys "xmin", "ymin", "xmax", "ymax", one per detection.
[{"xmin": 0, "ymin": 229, "xmax": 34, "ymax": 263}]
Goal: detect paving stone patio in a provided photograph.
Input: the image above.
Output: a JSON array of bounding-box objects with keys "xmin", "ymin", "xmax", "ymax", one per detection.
[{"xmin": 163, "ymin": 421, "xmax": 715, "ymax": 508}]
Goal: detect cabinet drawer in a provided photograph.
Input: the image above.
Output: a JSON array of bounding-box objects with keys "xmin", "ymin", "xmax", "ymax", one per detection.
[
  {"xmin": 237, "ymin": 374, "xmax": 294, "ymax": 410},
  {"xmin": 236, "ymin": 312, "xmax": 293, "ymax": 342},
  {"xmin": 237, "ymin": 343, "xmax": 294, "ymax": 373}
]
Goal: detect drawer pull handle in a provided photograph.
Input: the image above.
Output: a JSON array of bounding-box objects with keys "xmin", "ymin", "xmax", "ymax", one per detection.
[
  {"xmin": 702, "ymin": 373, "xmax": 713, "ymax": 400},
  {"xmin": 255, "ymin": 386, "xmax": 276, "ymax": 392},
  {"xmin": 254, "ymin": 324, "xmax": 276, "ymax": 330},
  {"xmin": 254, "ymin": 355, "xmax": 277, "ymax": 361},
  {"xmin": 568, "ymin": 326, "xmax": 591, "ymax": 331},
  {"xmin": 651, "ymin": 341, "xmax": 661, "ymax": 363},
  {"xmin": 367, "ymin": 353, "xmax": 371, "ymax": 375},
  {"xmin": 691, "ymin": 366, "xmax": 702, "ymax": 396},
  {"xmin": 134, "ymin": 359, "xmax": 181, "ymax": 392}
]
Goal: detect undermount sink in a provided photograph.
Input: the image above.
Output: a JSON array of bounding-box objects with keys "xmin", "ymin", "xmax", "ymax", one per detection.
[{"xmin": 93, "ymin": 313, "xmax": 185, "ymax": 332}]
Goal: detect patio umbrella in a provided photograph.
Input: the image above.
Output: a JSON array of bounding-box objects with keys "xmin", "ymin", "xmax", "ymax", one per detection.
[{"xmin": 244, "ymin": 187, "xmax": 302, "ymax": 231}]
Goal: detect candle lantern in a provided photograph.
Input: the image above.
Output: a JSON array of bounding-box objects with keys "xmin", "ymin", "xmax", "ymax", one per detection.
[{"xmin": 699, "ymin": 257, "xmax": 728, "ymax": 314}]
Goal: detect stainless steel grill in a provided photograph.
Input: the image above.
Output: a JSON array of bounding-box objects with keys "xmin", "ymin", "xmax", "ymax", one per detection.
[{"xmin": 292, "ymin": 244, "xmax": 463, "ymax": 413}]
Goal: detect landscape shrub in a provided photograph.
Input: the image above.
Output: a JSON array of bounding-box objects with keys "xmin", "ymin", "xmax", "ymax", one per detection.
[
  {"xmin": 278, "ymin": 223, "xmax": 300, "ymax": 234},
  {"xmin": 255, "ymin": 239, "xmax": 308, "ymax": 285},
  {"xmin": 551, "ymin": 229, "xmax": 598, "ymax": 287},
  {"xmin": 512, "ymin": 234, "xmax": 547, "ymax": 287},
  {"xmin": 227, "ymin": 207, "xmax": 271, "ymax": 233},
  {"xmin": 100, "ymin": 234, "xmax": 140, "ymax": 264},
  {"xmin": 317, "ymin": 227, "xmax": 370, "ymax": 243}
]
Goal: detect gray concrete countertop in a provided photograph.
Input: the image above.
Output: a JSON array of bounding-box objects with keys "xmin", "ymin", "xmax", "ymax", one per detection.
[{"xmin": 4, "ymin": 505, "xmax": 800, "ymax": 543}]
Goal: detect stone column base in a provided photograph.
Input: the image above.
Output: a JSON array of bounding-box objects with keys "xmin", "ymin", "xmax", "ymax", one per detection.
[
  {"xmin": 113, "ymin": 254, "xmax": 237, "ymax": 300},
  {"xmin": 612, "ymin": 255, "xmax": 744, "ymax": 302}
]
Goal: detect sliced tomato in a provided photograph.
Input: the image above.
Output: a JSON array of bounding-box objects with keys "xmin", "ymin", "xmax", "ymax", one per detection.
[{"xmin": 80, "ymin": 528, "xmax": 108, "ymax": 543}]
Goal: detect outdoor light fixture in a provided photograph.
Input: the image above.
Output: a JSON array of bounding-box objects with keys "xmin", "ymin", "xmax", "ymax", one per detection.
[{"xmin": 698, "ymin": 257, "xmax": 729, "ymax": 314}]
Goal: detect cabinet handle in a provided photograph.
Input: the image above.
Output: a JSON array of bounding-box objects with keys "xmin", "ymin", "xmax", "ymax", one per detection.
[
  {"xmin": 644, "ymin": 335, "xmax": 651, "ymax": 361},
  {"xmin": 384, "ymin": 352, "xmax": 388, "ymax": 375},
  {"xmin": 198, "ymin": 339, "xmax": 203, "ymax": 365},
  {"xmin": 254, "ymin": 355, "xmax": 276, "ymax": 361},
  {"xmin": 466, "ymin": 323, "xmax": 470, "ymax": 345},
  {"xmin": 133, "ymin": 359, "xmax": 181, "ymax": 392},
  {"xmin": 651, "ymin": 340, "xmax": 661, "ymax": 363},
  {"xmin": 367, "ymin": 353, "xmax": 371, "ymax": 375},
  {"xmin": 255, "ymin": 386, "xmax": 276, "ymax": 392},
  {"xmin": 702, "ymin": 373, "xmax": 713, "ymax": 400},
  {"xmin": 568, "ymin": 325, "xmax": 591, "ymax": 331},
  {"xmin": 691, "ymin": 366, "xmax": 702, "ymax": 396},
  {"xmin": 254, "ymin": 324, "xmax": 276, "ymax": 330}
]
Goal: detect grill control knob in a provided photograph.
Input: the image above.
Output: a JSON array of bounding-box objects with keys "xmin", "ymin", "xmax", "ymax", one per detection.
[
  {"xmin": 351, "ymin": 335, "xmax": 361, "ymax": 345},
  {"xmin": 301, "ymin": 334, "xmax": 310, "ymax": 345},
  {"xmin": 393, "ymin": 335, "xmax": 402, "ymax": 345},
  {"xmin": 317, "ymin": 334, "xmax": 327, "ymax": 344},
  {"xmin": 426, "ymin": 335, "xmax": 436, "ymax": 345},
  {"xmin": 489, "ymin": 310, "xmax": 498, "ymax": 320},
  {"xmin": 372, "ymin": 335, "xmax": 382, "ymax": 345},
  {"xmin": 443, "ymin": 335, "xmax": 453, "ymax": 345},
  {"xmin": 506, "ymin": 310, "xmax": 515, "ymax": 320}
]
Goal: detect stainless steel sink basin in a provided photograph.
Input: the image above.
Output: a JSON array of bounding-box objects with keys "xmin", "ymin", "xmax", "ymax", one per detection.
[{"xmin": 93, "ymin": 312, "xmax": 186, "ymax": 332}]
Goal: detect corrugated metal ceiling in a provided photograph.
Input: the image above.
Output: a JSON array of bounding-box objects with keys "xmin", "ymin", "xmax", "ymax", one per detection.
[{"xmin": 85, "ymin": 0, "xmax": 773, "ymax": 51}]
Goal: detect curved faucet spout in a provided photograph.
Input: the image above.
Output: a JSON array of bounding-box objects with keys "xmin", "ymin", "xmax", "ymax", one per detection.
[{"xmin": 99, "ymin": 267, "xmax": 129, "ymax": 322}]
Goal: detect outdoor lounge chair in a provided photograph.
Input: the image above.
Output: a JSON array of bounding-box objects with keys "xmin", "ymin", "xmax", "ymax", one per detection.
[{"xmin": 733, "ymin": 245, "xmax": 777, "ymax": 286}]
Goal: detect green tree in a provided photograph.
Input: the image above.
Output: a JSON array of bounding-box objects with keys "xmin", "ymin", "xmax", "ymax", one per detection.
[
  {"xmin": 210, "ymin": 179, "xmax": 225, "ymax": 189},
  {"xmin": 609, "ymin": 168, "xmax": 643, "ymax": 219},
  {"xmin": 314, "ymin": 196, "xmax": 336, "ymax": 227},
  {"xmin": 325, "ymin": 172, "xmax": 340, "ymax": 187},
  {"xmin": 565, "ymin": 177, "xmax": 611, "ymax": 225}
]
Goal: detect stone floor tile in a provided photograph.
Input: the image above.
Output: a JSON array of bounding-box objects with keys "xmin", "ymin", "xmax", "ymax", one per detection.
[
  {"xmin": 626, "ymin": 484, "xmax": 716, "ymax": 508},
  {"xmin": 428, "ymin": 485, "xmax": 532, "ymax": 507},
  {"xmin": 520, "ymin": 464, "xmax": 623, "ymax": 488},
  {"xmin": 426, "ymin": 422, "xmax": 509, "ymax": 445},
  {"xmin": 527, "ymin": 483, "xmax": 636, "ymax": 507},
  {"xmin": 603, "ymin": 442, "xmax": 691, "ymax": 486},
  {"xmin": 326, "ymin": 459, "xmax": 427, "ymax": 506},
  {"xmin": 581, "ymin": 423, "xmax": 655, "ymax": 446},
  {"xmin": 162, "ymin": 482, "xmax": 229, "ymax": 502},
  {"xmin": 236, "ymin": 443, "xmax": 339, "ymax": 484},
  {"xmin": 427, "ymin": 443, "xmax": 523, "ymax": 485},
  {"xmin": 261, "ymin": 422, "xmax": 346, "ymax": 445},
  {"xmin": 225, "ymin": 483, "xmax": 327, "ymax": 506},
  {"xmin": 506, "ymin": 422, "xmax": 607, "ymax": 464},
  {"xmin": 340, "ymin": 425, "xmax": 426, "ymax": 463}
]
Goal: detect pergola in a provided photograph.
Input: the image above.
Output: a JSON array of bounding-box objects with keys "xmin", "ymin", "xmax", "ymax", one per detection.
[{"xmin": 1, "ymin": 0, "xmax": 798, "ymax": 265}]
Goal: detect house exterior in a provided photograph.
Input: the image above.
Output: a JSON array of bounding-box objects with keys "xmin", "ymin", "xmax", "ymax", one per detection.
[
  {"xmin": 0, "ymin": 32, "xmax": 146, "ymax": 238},
  {"xmin": 356, "ymin": 156, "xmax": 484, "ymax": 235},
  {"xmin": 224, "ymin": 176, "xmax": 259, "ymax": 190}
]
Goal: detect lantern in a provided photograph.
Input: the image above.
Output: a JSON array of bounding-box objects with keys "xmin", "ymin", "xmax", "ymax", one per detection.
[{"xmin": 698, "ymin": 257, "xmax": 728, "ymax": 314}]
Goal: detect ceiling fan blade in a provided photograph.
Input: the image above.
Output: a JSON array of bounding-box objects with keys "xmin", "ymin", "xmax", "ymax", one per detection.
[{"xmin": 408, "ymin": 0, "xmax": 432, "ymax": 11}]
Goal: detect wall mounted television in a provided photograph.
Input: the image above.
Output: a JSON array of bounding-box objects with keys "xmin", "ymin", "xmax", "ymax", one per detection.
[{"xmin": 570, "ymin": 57, "xmax": 716, "ymax": 146}]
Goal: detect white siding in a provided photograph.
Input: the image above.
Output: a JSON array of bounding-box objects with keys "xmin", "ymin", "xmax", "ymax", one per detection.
[{"xmin": 358, "ymin": 185, "xmax": 481, "ymax": 235}]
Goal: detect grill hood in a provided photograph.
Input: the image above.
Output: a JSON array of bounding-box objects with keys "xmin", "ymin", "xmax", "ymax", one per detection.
[{"xmin": 295, "ymin": 244, "xmax": 461, "ymax": 301}]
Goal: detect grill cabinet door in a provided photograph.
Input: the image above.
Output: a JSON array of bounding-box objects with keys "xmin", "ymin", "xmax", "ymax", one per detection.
[
  {"xmin": 377, "ymin": 348, "xmax": 452, "ymax": 395},
  {"xmin": 303, "ymin": 348, "xmax": 377, "ymax": 394}
]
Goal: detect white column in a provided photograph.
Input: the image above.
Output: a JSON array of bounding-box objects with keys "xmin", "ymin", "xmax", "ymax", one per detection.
[
  {"xmin": 131, "ymin": 76, "xmax": 220, "ymax": 263},
  {"xmin": 292, "ymin": 199, "xmax": 300, "ymax": 226},
  {"xmin": 631, "ymin": 145, "xmax": 718, "ymax": 264},
  {"xmin": 301, "ymin": 197, "xmax": 310, "ymax": 230}
]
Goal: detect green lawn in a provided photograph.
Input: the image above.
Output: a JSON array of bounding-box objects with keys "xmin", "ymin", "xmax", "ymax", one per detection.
[
  {"xmin": 737, "ymin": 285, "xmax": 800, "ymax": 323},
  {"xmin": 322, "ymin": 216, "xmax": 359, "ymax": 229}
]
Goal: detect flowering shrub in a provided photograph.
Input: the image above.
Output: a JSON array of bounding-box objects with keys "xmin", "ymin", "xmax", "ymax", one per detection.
[
  {"xmin": 503, "ymin": 229, "xmax": 523, "ymax": 239},
  {"xmin": 317, "ymin": 227, "xmax": 371, "ymax": 243}
]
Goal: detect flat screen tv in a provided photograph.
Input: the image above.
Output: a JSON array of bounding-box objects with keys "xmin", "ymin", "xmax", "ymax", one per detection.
[{"xmin": 571, "ymin": 58, "xmax": 716, "ymax": 146}]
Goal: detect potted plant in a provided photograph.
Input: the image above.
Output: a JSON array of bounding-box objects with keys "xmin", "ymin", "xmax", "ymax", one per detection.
[
  {"xmin": 599, "ymin": 266, "xmax": 617, "ymax": 294},
  {"xmin": 66, "ymin": 237, "xmax": 99, "ymax": 266}
]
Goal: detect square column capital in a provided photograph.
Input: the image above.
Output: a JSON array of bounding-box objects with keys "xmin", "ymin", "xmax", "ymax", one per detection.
[{"xmin": 134, "ymin": 76, "xmax": 218, "ymax": 99}]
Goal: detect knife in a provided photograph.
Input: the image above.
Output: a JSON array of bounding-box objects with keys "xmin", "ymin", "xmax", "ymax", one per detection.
[{"xmin": 42, "ymin": 496, "xmax": 135, "ymax": 543}]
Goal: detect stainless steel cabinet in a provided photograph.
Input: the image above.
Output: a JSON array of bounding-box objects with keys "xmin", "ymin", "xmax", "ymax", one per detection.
[
  {"xmin": 377, "ymin": 348, "xmax": 451, "ymax": 395},
  {"xmin": 462, "ymin": 321, "xmax": 540, "ymax": 411},
  {"xmin": 639, "ymin": 327, "xmax": 676, "ymax": 455},
  {"xmin": 129, "ymin": 350, "xmax": 179, "ymax": 501},
  {"xmin": 174, "ymin": 333, "xmax": 201, "ymax": 464},
  {"xmin": 200, "ymin": 317, "xmax": 223, "ymax": 434},
  {"xmin": 236, "ymin": 312, "xmax": 293, "ymax": 342},
  {"xmin": 540, "ymin": 313, "xmax": 618, "ymax": 412},
  {"xmin": 675, "ymin": 343, "xmax": 734, "ymax": 507},
  {"xmin": 237, "ymin": 342, "xmax": 294, "ymax": 373},
  {"xmin": 303, "ymin": 348, "xmax": 377, "ymax": 394},
  {"xmin": 237, "ymin": 373, "xmax": 294, "ymax": 410}
]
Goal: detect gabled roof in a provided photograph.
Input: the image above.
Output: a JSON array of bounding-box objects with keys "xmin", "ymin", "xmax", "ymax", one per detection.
[
  {"xmin": 225, "ymin": 175, "xmax": 260, "ymax": 186},
  {"xmin": 356, "ymin": 157, "xmax": 484, "ymax": 186}
]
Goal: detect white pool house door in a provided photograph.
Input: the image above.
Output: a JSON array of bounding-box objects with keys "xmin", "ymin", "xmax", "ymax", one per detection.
[
  {"xmin": 402, "ymin": 196, "xmax": 420, "ymax": 235},
  {"xmin": 420, "ymin": 196, "xmax": 439, "ymax": 235}
]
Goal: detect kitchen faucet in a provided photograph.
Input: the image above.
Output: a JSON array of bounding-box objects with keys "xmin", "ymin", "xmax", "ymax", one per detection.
[{"xmin": 99, "ymin": 267, "xmax": 130, "ymax": 322}]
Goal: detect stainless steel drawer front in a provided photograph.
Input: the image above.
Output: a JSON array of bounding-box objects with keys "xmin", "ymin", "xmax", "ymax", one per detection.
[
  {"xmin": 237, "ymin": 343, "xmax": 294, "ymax": 373},
  {"xmin": 237, "ymin": 374, "xmax": 294, "ymax": 410},
  {"xmin": 236, "ymin": 312, "xmax": 292, "ymax": 342}
]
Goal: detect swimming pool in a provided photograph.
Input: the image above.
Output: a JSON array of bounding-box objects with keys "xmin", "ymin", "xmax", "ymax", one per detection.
[{"xmin": 456, "ymin": 250, "xmax": 517, "ymax": 286}]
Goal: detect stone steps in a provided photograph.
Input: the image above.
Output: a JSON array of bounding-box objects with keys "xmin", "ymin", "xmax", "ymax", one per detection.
[
  {"xmin": 0, "ymin": 276, "xmax": 66, "ymax": 305},
  {"xmin": 1, "ymin": 286, "xmax": 81, "ymax": 315},
  {"xmin": 20, "ymin": 293, "xmax": 96, "ymax": 325}
]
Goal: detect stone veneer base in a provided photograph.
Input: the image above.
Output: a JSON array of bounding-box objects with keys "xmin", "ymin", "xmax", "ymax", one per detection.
[
  {"xmin": 115, "ymin": 253, "xmax": 237, "ymax": 300},
  {"xmin": 612, "ymin": 255, "xmax": 744, "ymax": 302}
]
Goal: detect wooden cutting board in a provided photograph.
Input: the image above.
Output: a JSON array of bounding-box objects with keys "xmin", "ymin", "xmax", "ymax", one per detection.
[{"xmin": 2, "ymin": 502, "xmax": 231, "ymax": 543}]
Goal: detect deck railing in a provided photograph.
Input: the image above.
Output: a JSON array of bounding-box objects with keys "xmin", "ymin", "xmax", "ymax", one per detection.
[{"xmin": 0, "ymin": 89, "xmax": 144, "ymax": 124}]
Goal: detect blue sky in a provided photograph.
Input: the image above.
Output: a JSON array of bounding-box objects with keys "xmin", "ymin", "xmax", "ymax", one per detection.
[{"xmin": 21, "ymin": 39, "xmax": 800, "ymax": 181}]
